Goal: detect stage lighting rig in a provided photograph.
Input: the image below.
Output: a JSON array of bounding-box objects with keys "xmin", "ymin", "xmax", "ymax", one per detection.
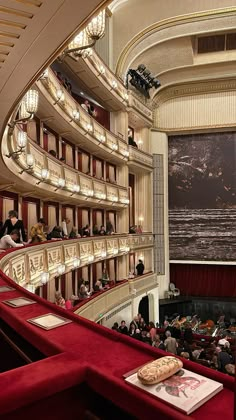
[{"xmin": 126, "ymin": 64, "xmax": 161, "ymax": 98}]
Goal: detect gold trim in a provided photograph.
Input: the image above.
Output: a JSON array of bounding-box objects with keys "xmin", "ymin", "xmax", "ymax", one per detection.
[{"xmin": 116, "ymin": 7, "xmax": 236, "ymax": 76}]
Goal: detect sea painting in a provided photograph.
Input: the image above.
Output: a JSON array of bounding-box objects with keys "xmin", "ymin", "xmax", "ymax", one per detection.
[{"xmin": 168, "ymin": 133, "xmax": 236, "ymax": 261}]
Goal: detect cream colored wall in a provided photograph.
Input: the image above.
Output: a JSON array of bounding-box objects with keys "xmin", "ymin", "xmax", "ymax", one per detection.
[
  {"xmin": 151, "ymin": 130, "xmax": 169, "ymax": 299},
  {"xmin": 111, "ymin": 0, "xmax": 236, "ymax": 69},
  {"xmin": 134, "ymin": 172, "xmax": 153, "ymax": 232},
  {"xmin": 154, "ymin": 90, "xmax": 236, "ymax": 132}
]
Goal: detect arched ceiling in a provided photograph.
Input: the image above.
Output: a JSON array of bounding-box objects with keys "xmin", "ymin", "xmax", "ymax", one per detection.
[
  {"xmin": 0, "ymin": 0, "xmax": 110, "ymax": 138},
  {"xmin": 111, "ymin": 0, "xmax": 236, "ymax": 103}
]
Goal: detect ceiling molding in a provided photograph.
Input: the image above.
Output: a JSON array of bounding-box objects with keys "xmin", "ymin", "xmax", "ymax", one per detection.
[{"xmin": 115, "ymin": 7, "xmax": 236, "ymax": 77}]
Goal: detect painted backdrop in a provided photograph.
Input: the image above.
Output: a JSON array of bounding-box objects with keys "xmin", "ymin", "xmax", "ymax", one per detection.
[{"xmin": 168, "ymin": 132, "xmax": 236, "ymax": 261}]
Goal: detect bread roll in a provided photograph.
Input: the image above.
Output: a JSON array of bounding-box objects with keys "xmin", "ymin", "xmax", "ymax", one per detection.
[{"xmin": 137, "ymin": 356, "xmax": 183, "ymax": 385}]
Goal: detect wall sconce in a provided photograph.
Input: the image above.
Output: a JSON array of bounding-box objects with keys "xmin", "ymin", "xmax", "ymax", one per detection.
[
  {"xmin": 98, "ymin": 65, "xmax": 105, "ymax": 76},
  {"xmin": 73, "ymin": 258, "xmax": 80, "ymax": 269},
  {"xmin": 36, "ymin": 168, "xmax": 50, "ymax": 185},
  {"xmin": 123, "ymin": 150, "xmax": 129, "ymax": 158},
  {"xmin": 40, "ymin": 271, "xmax": 49, "ymax": 285},
  {"xmin": 6, "ymin": 131, "xmax": 27, "ymax": 158},
  {"xmin": 111, "ymin": 143, "xmax": 118, "ymax": 152},
  {"xmin": 8, "ymin": 89, "xmax": 39, "ymax": 134},
  {"xmin": 120, "ymin": 198, "xmax": 129, "ymax": 205},
  {"xmin": 88, "ymin": 255, "xmax": 94, "ymax": 263},
  {"xmin": 71, "ymin": 184, "xmax": 80, "ymax": 195},
  {"xmin": 57, "ymin": 264, "xmax": 66, "ymax": 276},
  {"xmin": 113, "ymin": 249, "xmax": 119, "ymax": 255},
  {"xmin": 70, "ymin": 109, "xmax": 80, "ymax": 122},
  {"xmin": 137, "ymin": 140, "xmax": 143, "ymax": 148},
  {"xmin": 85, "ymin": 123, "xmax": 93, "ymax": 134},
  {"xmin": 123, "ymin": 93, "xmax": 129, "ymax": 102},
  {"xmin": 54, "ymin": 89, "xmax": 65, "ymax": 105},
  {"xmin": 55, "ymin": 177, "xmax": 65, "ymax": 191},
  {"xmin": 98, "ymin": 134, "xmax": 106, "ymax": 143},
  {"xmin": 19, "ymin": 153, "xmax": 35, "ymax": 174},
  {"xmin": 125, "ymin": 246, "xmax": 130, "ymax": 253},
  {"xmin": 101, "ymin": 251, "xmax": 107, "ymax": 258},
  {"xmin": 111, "ymin": 80, "xmax": 118, "ymax": 90},
  {"xmin": 61, "ymin": 10, "xmax": 105, "ymax": 60},
  {"xmin": 38, "ymin": 68, "xmax": 49, "ymax": 80}
]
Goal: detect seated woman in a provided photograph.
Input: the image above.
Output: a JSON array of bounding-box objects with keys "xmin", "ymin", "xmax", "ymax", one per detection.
[
  {"xmin": 47, "ymin": 226, "xmax": 63, "ymax": 240},
  {"xmin": 79, "ymin": 281, "xmax": 90, "ymax": 299},
  {"xmin": 55, "ymin": 291, "xmax": 65, "ymax": 308},
  {"xmin": 69, "ymin": 226, "xmax": 80, "ymax": 239},
  {"xmin": 94, "ymin": 279, "xmax": 103, "ymax": 292}
]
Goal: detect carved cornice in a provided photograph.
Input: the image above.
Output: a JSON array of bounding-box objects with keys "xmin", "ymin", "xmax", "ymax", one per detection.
[{"xmin": 153, "ymin": 77, "xmax": 236, "ymax": 108}]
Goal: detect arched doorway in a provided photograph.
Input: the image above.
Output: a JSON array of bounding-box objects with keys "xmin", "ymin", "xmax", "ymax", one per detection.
[{"xmin": 138, "ymin": 296, "xmax": 149, "ymax": 324}]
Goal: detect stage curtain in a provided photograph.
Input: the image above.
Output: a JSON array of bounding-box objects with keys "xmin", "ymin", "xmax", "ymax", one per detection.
[{"xmin": 170, "ymin": 264, "xmax": 236, "ymax": 297}]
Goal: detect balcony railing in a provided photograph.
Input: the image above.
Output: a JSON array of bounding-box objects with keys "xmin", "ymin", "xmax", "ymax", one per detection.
[
  {"xmin": 36, "ymin": 69, "xmax": 129, "ymax": 163},
  {"xmin": 128, "ymin": 147, "xmax": 153, "ymax": 171},
  {"xmin": 74, "ymin": 272, "xmax": 157, "ymax": 321},
  {"xmin": 0, "ymin": 233, "xmax": 153, "ymax": 290},
  {"xmin": 6, "ymin": 126, "xmax": 129, "ymax": 208}
]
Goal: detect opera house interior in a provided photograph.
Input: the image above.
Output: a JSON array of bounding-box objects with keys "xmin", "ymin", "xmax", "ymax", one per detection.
[{"xmin": 0, "ymin": 0, "xmax": 235, "ymax": 418}]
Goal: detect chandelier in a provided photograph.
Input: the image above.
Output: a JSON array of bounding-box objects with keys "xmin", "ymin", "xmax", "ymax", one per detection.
[{"xmin": 61, "ymin": 9, "xmax": 106, "ymax": 59}]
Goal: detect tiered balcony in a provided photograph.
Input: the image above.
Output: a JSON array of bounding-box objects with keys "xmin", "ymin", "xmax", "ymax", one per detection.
[
  {"xmin": 36, "ymin": 69, "xmax": 129, "ymax": 164},
  {"xmin": 0, "ymin": 233, "xmax": 153, "ymax": 291},
  {"xmin": 4, "ymin": 126, "xmax": 129, "ymax": 208},
  {"xmin": 128, "ymin": 147, "xmax": 153, "ymax": 172}
]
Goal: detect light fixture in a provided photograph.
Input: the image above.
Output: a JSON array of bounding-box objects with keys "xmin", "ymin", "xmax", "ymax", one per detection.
[
  {"xmin": 111, "ymin": 80, "xmax": 118, "ymax": 90},
  {"xmin": 6, "ymin": 131, "xmax": 27, "ymax": 158},
  {"xmin": 40, "ymin": 272, "xmax": 49, "ymax": 285},
  {"xmin": 57, "ymin": 264, "xmax": 66, "ymax": 275},
  {"xmin": 98, "ymin": 65, "xmax": 105, "ymax": 75},
  {"xmin": 113, "ymin": 249, "xmax": 119, "ymax": 255},
  {"xmin": 55, "ymin": 177, "xmax": 65, "ymax": 191},
  {"xmin": 38, "ymin": 68, "xmax": 49, "ymax": 80},
  {"xmin": 73, "ymin": 258, "xmax": 80, "ymax": 269},
  {"xmin": 123, "ymin": 93, "xmax": 129, "ymax": 102},
  {"xmin": 61, "ymin": 9, "xmax": 105, "ymax": 60},
  {"xmin": 137, "ymin": 140, "xmax": 143, "ymax": 148},
  {"xmin": 86, "ymin": 123, "xmax": 93, "ymax": 133},
  {"xmin": 121, "ymin": 198, "xmax": 129, "ymax": 205},
  {"xmin": 19, "ymin": 153, "xmax": 35, "ymax": 174},
  {"xmin": 111, "ymin": 143, "xmax": 118, "ymax": 151},
  {"xmin": 36, "ymin": 168, "xmax": 49, "ymax": 185},
  {"xmin": 70, "ymin": 109, "xmax": 80, "ymax": 122},
  {"xmin": 125, "ymin": 246, "xmax": 130, "ymax": 253},
  {"xmin": 98, "ymin": 134, "xmax": 106, "ymax": 143},
  {"xmin": 54, "ymin": 89, "xmax": 65, "ymax": 105},
  {"xmin": 8, "ymin": 89, "xmax": 39, "ymax": 134},
  {"xmin": 101, "ymin": 250, "xmax": 107, "ymax": 258},
  {"xmin": 88, "ymin": 255, "xmax": 94, "ymax": 263},
  {"xmin": 123, "ymin": 150, "xmax": 129, "ymax": 158},
  {"xmin": 70, "ymin": 184, "xmax": 80, "ymax": 196},
  {"xmin": 126, "ymin": 64, "xmax": 161, "ymax": 98}
]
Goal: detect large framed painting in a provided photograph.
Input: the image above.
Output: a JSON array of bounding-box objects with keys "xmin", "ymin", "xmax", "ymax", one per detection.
[{"xmin": 168, "ymin": 132, "xmax": 236, "ymax": 262}]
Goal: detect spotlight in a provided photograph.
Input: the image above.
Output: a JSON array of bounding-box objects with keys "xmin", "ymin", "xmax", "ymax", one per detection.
[{"xmin": 126, "ymin": 65, "xmax": 161, "ymax": 98}]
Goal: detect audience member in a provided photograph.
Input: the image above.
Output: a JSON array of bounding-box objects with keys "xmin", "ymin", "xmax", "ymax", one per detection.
[
  {"xmin": 69, "ymin": 226, "xmax": 80, "ymax": 239},
  {"xmin": 30, "ymin": 218, "xmax": 46, "ymax": 243},
  {"xmin": 61, "ymin": 217, "xmax": 70, "ymax": 237},
  {"xmin": 152, "ymin": 334, "xmax": 166, "ymax": 350},
  {"xmin": 119, "ymin": 320, "xmax": 128, "ymax": 335},
  {"xmin": 136, "ymin": 259, "xmax": 144, "ymax": 276},
  {"xmin": 55, "ymin": 291, "xmax": 65, "ymax": 308},
  {"xmin": 47, "ymin": 226, "xmax": 63, "ymax": 240},
  {"xmin": 106, "ymin": 220, "xmax": 114, "ymax": 235},
  {"xmin": 82, "ymin": 224, "xmax": 90, "ymax": 237},
  {"xmin": 0, "ymin": 210, "xmax": 26, "ymax": 243},
  {"xmin": 93, "ymin": 224, "xmax": 99, "ymax": 235},
  {"xmin": 0, "ymin": 230, "xmax": 24, "ymax": 249},
  {"xmin": 49, "ymin": 149, "xmax": 57, "ymax": 158},
  {"xmin": 111, "ymin": 322, "xmax": 119, "ymax": 332},
  {"xmin": 164, "ymin": 330, "xmax": 177, "ymax": 354},
  {"xmin": 101, "ymin": 268, "xmax": 109, "ymax": 287},
  {"xmin": 94, "ymin": 279, "xmax": 103, "ymax": 292},
  {"xmin": 99, "ymin": 225, "xmax": 106, "ymax": 235}
]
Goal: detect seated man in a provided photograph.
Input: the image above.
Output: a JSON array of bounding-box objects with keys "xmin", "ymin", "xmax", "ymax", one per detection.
[
  {"xmin": 0, "ymin": 229, "xmax": 24, "ymax": 249},
  {"xmin": 136, "ymin": 259, "xmax": 144, "ymax": 276}
]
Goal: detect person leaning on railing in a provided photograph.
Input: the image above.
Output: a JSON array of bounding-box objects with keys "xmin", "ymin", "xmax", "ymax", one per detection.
[{"xmin": 30, "ymin": 218, "xmax": 46, "ymax": 243}]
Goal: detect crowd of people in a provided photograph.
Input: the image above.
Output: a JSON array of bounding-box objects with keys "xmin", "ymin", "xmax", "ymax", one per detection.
[
  {"xmin": 111, "ymin": 314, "xmax": 235, "ymax": 376},
  {"xmin": 0, "ymin": 211, "xmax": 116, "ymax": 249}
]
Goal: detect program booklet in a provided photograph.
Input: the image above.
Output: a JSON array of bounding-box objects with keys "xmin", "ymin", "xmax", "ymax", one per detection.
[{"xmin": 124, "ymin": 368, "xmax": 223, "ymax": 415}]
